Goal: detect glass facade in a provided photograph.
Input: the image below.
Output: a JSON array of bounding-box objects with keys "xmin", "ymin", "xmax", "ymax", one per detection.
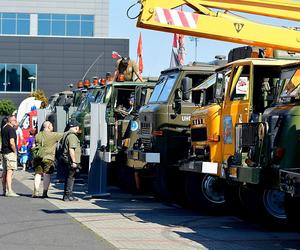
[
  {"xmin": 38, "ymin": 14, "xmax": 94, "ymax": 37},
  {"xmin": 0, "ymin": 12, "xmax": 94, "ymax": 37},
  {"xmin": 0, "ymin": 64, "xmax": 37, "ymax": 92},
  {"xmin": 0, "ymin": 13, "xmax": 30, "ymax": 35}
]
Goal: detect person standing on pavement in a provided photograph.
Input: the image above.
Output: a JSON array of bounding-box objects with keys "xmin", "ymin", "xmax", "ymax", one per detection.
[
  {"xmin": 32, "ymin": 121, "xmax": 63, "ymax": 198},
  {"xmin": 26, "ymin": 129, "xmax": 36, "ymax": 170},
  {"xmin": 61, "ymin": 120, "xmax": 81, "ymax": 201},
  {"xmin": 1, "ymin": 115, "xmax": 18, "ymax": 197}
]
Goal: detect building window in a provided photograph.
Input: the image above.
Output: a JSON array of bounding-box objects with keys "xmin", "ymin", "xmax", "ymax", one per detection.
[
  {"xmin": 38, "ymin": 14, "xmax": 94, "ymax": 37},
  {"xmin": 0, "ymin": 64, "xmax": 37, "ymax": 93},
  {"xmin": 0, "ymin": 13, "xmax": 30, "ymax": 35}
]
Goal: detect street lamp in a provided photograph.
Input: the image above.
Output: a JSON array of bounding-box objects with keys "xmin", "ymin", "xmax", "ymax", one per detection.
[
  {"xmin": 28, "ymin": 76, "xmax": 36, "ymax": 93},
  {"xmin": 189, "ymin": 37, "xmax": 199, "ymax": 62}
]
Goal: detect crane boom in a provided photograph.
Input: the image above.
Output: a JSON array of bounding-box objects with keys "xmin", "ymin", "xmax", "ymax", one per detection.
[{"xmin": 136, "ymin": 0, "xmax": 300, "ymax": 52}]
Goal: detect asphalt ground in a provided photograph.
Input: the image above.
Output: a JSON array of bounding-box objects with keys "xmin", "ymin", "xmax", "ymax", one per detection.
[
  {"xmin": 0, "ymin": 174, "xmax": 115, "ymax": 250},
  {"xmin": 1, "ymin": 168, "xmax": 300, "ymax": 250}
]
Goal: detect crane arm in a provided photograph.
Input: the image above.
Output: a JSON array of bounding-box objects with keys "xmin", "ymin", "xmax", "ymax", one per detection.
[{"xmin": 137, "ymin": 0, "xmax": 300, "ymax": 52}]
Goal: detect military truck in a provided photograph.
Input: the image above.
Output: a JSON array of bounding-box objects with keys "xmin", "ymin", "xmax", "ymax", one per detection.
[
  {"xmin": 99, "ymin": 81, "xmax": 156, "ymax": 159},
  {"xmin": 126, "ymin": 61, "xmax": 226, "ymax": 199},
  {"xmin": 46, "ymin": 89, "xmax": 84, "ymax": 132},
  {"xmin": 83, "ymin": 80, "xmax": 156, "ymax": 188},
  {"xmin": 183, "ymin": 58, "xmax": 300, "ymax": 223},
  {"xmin": 229, "ymin": 61, "xmax": 300, "ymax": 225}
]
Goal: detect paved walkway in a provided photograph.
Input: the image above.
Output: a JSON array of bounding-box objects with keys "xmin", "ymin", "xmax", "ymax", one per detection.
[
  {"xmin": 9, "ymin": 170, "xmax": 300, "ymax": 250},
  {"xmin": 0, "ymin": 173, "xmax": 115, "ymax": 250}
]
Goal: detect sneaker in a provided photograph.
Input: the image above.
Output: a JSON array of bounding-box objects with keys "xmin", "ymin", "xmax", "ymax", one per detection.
[
  {"xmin": 63, "ymin": 195, "xmax": 78, "ymax": 202},
  {"xmin": 5, "ymin": 191, "xmax": 19, "ymax": 197}
]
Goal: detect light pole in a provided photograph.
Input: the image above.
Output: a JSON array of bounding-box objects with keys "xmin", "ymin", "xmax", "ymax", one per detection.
[
  {"xmin": 189, "ymin": 37, "xmax": 199, "ymax": 62},
  {"xmin": 28, "ymin": 76, "xmax": 36, "ymax": 94}
]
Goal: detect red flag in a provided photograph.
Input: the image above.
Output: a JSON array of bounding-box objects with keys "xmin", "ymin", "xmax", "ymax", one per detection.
[
  {"xmin": 137, "ymin": 32, "xmax": 143, "ymax": 74},
  {"xmin": 177, "ymin": 34, "xmax": 185, "ymax": 65},
  {"xmin": 172, "ymin": 33, "xmax": 178, "ymax": 48},
  {"xmin": 112, "ymin": 51, "xmax": 121, "ymax": 59}
]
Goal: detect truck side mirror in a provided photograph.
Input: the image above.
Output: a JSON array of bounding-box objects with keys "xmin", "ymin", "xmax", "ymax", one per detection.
[
  {"xmin": 181, "ymin": 77, "xmax": 192, "ymax": 101},
  {"xmin": 134, "ymin": 87, "xmax": 142, "ymax": 108},
  {"xmin": 172, "ymin": 89, "xmax": 182, "ymax": 115}
]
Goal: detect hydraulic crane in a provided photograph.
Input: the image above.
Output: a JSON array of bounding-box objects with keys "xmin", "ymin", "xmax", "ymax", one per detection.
[
  {"xmin": 129, "ymin": 0, "xmax": 300, "ymax": 225},
  {"xmin": 134, "ymin": 0, "xmax": 300, "ymax": 52}
]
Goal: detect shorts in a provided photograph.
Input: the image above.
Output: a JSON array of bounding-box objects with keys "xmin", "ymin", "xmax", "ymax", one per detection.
[
  {"xmin": 3, "ymin": 152, "xmax": 18, "ymax": 171},
  {"xmin": 34, "ymin": 158, "xmax": 54, "ymax": 175},
  {"xmin": 20, "ymin": 155, "xmax": 28, "ymax": 164}
]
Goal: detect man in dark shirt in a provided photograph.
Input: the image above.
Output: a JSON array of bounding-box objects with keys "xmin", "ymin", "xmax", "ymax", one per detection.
[{"xmin": 1, "ymin": 115, "xmax": 18, "ymax": 197}]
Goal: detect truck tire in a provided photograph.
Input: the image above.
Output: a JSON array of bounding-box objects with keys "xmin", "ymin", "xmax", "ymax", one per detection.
[
  {"xmin": 239, "ymin": 185, "xmax": 287, "ymax": 227},
  {"xmin": 184, "ymin": 173, "xmax": 227, "ymax": 213}
]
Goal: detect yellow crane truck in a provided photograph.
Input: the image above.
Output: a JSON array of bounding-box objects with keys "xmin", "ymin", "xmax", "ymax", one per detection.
[{"xmin": 131, "ymin": 0, "xmax": 300, "ymax": 224}]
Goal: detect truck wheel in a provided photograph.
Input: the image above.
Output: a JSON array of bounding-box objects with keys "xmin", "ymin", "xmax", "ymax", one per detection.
[
  {"xmin": 239, "ymin": 185, "xmax": 287, "ymax": 226},
  {"xmin": 262, "ymin": 188, "xmax": 287, "ymax": 222},
  {"xmin": 184, "ymin": 173, "xmax": 226, "ymax": 213}
]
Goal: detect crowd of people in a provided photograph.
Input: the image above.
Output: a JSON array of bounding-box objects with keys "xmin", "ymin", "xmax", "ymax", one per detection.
[
  {"xmin": 0, "ymin": 55, "xmax": 143, "ymax": 200},
  {"xmin": 0, "ymin": 116, "xmax": 81, "ymax": 201}
]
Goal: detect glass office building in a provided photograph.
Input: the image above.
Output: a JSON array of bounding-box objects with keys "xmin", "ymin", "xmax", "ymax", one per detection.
[{"xmin": 0, "ymin": 0, "xmax": 129, "ymax": 105}]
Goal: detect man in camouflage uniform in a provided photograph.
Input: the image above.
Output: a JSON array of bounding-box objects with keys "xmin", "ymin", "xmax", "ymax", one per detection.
[
  {"xmin": 61, "ymin": 120, "xmax": 81, "ymax": 201},
  {"xmin": 33, "ymin": 121, "xmax": 63, "ymax": 198}
]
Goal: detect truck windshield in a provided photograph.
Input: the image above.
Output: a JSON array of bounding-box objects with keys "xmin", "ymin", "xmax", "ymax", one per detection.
[
  {"xmin": 277, "ymin": 67, "xmax": 300, "ymax": 103},
  {"xmin": 149, "ymin": 73, "xmax": 178, "ymax": 103},
  {"xmin": 95, "ymin": 88, "xmax": 105, "ymax": 103},
  {"xmin": 77, "ymin": 89, "xmax": 96, "ymax": 112}
]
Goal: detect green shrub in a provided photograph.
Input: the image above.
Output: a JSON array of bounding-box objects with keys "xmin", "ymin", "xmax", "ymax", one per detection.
[{"xmin": 0, "ymin": 99, "xmax": 16, "ymax": 116}]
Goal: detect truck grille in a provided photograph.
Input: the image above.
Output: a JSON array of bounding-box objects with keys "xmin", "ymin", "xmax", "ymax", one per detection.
[
  {"xmin": 141, "ymin": 122, "xmax": 151, "ymax": 135},
  {"xmin": 235, "ymin": 123, "xmax": 260, "ymax": 149},
  {"xmin": 191, "ymin": 127, "xmax": 207, "ymax": 142}
]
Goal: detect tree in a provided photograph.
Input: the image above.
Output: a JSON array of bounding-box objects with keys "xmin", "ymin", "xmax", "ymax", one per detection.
[
  {"xmin": 0, "ymin": 99, "xmax": 16, "ymax": 116},
  {"xmin": 30, "ymin": 89, "xmax": 48, "ymax": 108}
]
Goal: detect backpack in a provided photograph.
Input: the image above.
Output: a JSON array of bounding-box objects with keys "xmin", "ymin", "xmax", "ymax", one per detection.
[
  {"xmin": 32, "ymin": 132, "xmax": 45, "ymax": 160},
  {"xmin": 55, "ymin": 131, "xmax": 76, "ymax": 164}
]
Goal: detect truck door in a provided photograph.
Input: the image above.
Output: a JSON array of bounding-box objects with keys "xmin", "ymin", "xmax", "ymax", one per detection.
[
  {"xmin": 169, "ymin": 73, "xmax": 211, "ymax": 125},
  {"xmin": 221, "ymin": 64, "xmax": 252, "ymax": 161}
]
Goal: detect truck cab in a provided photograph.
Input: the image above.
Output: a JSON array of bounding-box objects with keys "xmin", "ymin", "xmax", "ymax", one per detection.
[
  {"xmin": 185, "ymin": 58, "xmax": 300, "ymax": 221},
  {"xmin": 127, "ymin": 62, "xmax": 225, "ymax": 198},
  {"xmin": 102, "ymin": 81, "xmax": 156, "ymax": 160}
]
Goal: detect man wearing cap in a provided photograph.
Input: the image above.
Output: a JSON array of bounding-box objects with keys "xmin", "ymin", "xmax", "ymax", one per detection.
[
  {"xmin": 61, "ymin": 120, "xmax": 81, "ymax": 201},
  {"xmin": 112, "ymin": 57, "xmax": 144, "ymax": 82}
]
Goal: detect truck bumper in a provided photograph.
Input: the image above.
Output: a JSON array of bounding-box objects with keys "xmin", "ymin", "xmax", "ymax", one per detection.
[
  {"xmin": 227, "ymin": 165, "xmax": 261, "ymax": 184},
  {"xmin": 280, "ymin": 168, "xmax": 300, "ymax": 197},
  {"xmin": 180, "ymin": 160, "xmax": 219, "ymax": 175},
  {"xmin": 127, "ymin": 150, "xmax": 160, "ymax": 163}
]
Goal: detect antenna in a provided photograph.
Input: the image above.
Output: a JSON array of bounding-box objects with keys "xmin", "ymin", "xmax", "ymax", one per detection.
[{"xmin": 81, "ymin": 52, "xmax": 104, "ymax": 81}]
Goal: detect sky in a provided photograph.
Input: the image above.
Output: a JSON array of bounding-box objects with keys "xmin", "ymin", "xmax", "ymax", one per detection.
[{"xmin": 109, "ymin": 0, "xmax": 300, "ymax": 78}]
